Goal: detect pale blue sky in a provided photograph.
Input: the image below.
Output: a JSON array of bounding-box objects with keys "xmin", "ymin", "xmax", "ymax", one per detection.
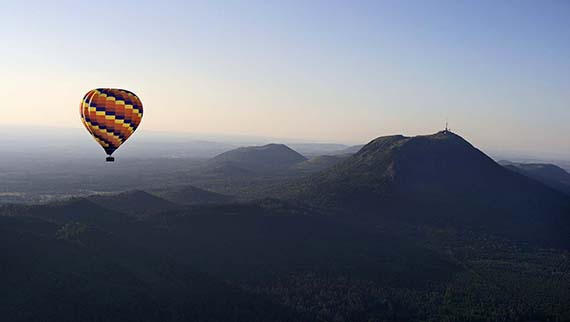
[{"xmin": 1, "ymin": 0, "xmax": 569, "ymax": 156}]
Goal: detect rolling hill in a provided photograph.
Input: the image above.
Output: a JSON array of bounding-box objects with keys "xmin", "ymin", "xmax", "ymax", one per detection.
[
  {"xmin": 1, "ymin": 198, "xmax": 131, "ymax": 225},
  {"xmin": 208, "ymin": 143, "xmax": 307, "ymax": 173},
  {"xmin": 502, "ymin": 161, "xmax": 570, "ymax": 195},
  {"xmin": 291, "ymin": 154, "xmax": 351, "ymax": 173},
  {"xmin": 87, "ymin": 190, "xmax": 180, "ymax": 217},
  {"xmin": 151, "ymin": 185, "xmax": 233, "ymax": 205}
]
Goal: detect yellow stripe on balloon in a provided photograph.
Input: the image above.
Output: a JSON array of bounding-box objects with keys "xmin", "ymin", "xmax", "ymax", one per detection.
[
  {"xmin": 93, "ymin": 137, "xmax": 110, "ymax": 148},
  {"xmin": 85, "ymin": 122, "xmax": 124, "ymax": 143},
  {"xmin": 94, "ymin": 112, "xmax": 136, "ymax": 133},
  {"xmin": 124, "ymin": 104, "xmax": 143, "ymax": 117},
  {"xmin": 122, "ymin": 123, "xmax": 135, "ymax": 133},
  {"xmin": 114, "ymin": 119, "xmax": 135, "ymax": 134}
]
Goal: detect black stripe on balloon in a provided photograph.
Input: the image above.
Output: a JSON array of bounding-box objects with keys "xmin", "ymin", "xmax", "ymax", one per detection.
[
  {"xmin": 91, "ymin": 130, "xmax": 117, "ymax": 155},
  {"xmin": 84, "ymin": 117, "xmax": 128, "ymax": 142},
  {"xmin": 96, "ymin": 88, "xmax": 142, "ymax": 110},
  {"xmin": 88, "ymin": 101, "xmax": 142, "ymax": 125}
]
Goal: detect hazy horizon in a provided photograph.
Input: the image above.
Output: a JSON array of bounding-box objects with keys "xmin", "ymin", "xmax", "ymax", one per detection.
[
  {"xmin": 2, "ymin": 123, "xmax": 570, "ymax": 163},
  {"xmin": 1, "ymin": 0, "xmax": 569, "ymax": 157}
]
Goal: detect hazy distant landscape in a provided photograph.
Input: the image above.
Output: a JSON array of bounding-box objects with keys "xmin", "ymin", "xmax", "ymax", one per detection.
[
  {"xmin": 2, "ymin": 129, "xmax": 570, "ymax": 322},
  {"xmin": 2, "ymin": 126, "xmax": 569, "ymax": 205},
  {"xmin": 0, "ymin": 126, "xmax": 358, "ymax": 202}
]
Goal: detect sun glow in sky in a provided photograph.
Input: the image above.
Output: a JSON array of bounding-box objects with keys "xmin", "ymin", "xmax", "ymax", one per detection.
[{"xmin": 1, "ymin": 0, "xmax": 569, "ymax": 155}]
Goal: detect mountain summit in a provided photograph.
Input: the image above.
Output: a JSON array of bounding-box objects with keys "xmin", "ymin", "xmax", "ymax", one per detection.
[
  {"xmin": 282, "ymin": 131, "xmax": 500, "ymax": 204},
  {"xmin": 280, "ymin": 131, "xmax": 570, "ymax": 247}
]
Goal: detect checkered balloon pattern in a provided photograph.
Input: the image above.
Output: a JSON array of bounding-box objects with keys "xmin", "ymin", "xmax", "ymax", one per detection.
[{"xmin": 80, "ymin": 88, "xmax": 143, "ymax": 156}]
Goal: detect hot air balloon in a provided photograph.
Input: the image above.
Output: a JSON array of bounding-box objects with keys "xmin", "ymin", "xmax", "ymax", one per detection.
[{"xmin": 80, "ymin": 88, "xmax": 143, "ymax": 162}]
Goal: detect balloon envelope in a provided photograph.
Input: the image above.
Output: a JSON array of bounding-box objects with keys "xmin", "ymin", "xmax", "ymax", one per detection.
[{"xmin": 80, "ymin": 88, "xmax": 143, "ymax": 158}]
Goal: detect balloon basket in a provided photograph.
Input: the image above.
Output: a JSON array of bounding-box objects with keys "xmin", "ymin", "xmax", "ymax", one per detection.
[{"xmin": 106, "ymin": 156, "xmax": 115, "ymax": 162}]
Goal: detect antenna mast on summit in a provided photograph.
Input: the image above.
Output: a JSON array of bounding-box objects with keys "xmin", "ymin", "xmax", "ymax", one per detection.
[{"xmin": 445, "ymin": 119, "xmax": 449, "ymax": 133}]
